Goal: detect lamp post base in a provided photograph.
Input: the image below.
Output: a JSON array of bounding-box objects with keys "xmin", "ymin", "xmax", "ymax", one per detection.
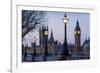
[{"xmin": 60, "ymin": 42, "xmax": 69, "ymax": 60}]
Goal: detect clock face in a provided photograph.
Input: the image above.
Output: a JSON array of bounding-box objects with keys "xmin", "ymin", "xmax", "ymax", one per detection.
[
  {"xmin": 78, "ymin": 31, "xmax": 80, "ymax": 34},
  {"xmin": 74, "ymin": 30, "xmax": 80, "ymax": 34},
  {"xmin": 44, "ymin": 31, "xmax": 48, "ymax": 35}
]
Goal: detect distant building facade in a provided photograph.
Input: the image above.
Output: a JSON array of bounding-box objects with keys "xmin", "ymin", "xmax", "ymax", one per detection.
[
  {"xmin": 71, "ymin": 20, "xmax": 90, "ymax": 60},
  {"xmin": 22, "ymin": 20, "xmax": 90, "ymax": 61},
  {"xmin": 82, "ymin": 38, "xmax": 90, "ymax": 59},
  {"xmin": 32, "ymin": 26, "xmax": 58, "ymax": 55}
]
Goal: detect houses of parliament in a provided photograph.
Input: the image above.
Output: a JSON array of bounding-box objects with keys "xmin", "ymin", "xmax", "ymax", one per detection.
[
  {"xmin": 22, "ymin": 19, "xmax": 90, "ymax": 61},
  {"xmin": 32, "ymin": 25, "xmax": 58, "ymax": 55}
]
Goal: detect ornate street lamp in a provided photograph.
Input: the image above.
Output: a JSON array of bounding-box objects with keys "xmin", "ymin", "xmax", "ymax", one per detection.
[
  {"xmin": 43, "ymin": 30, "xmax": 48, "ymax": 61},
  {"xmin": 61, "ymin": 14, "xmax": 69, "ymax": 60}
]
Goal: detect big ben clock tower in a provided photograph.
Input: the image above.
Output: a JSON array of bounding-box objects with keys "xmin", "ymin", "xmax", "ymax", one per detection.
[{"xmin": 74, "ymin": 20, "xmax": 81, "ymax": 52}]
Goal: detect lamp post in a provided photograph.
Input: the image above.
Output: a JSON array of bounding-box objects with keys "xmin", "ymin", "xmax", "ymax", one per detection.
[
  {"xmin": 24, "ymin": 45, "xmax": 28, "ymax": 61},
  {"xmin": 33, "ymin": 37, "xmax": 36, "ymax": 56},
  {"xmin": 61, "ymin": 14, "xmax": 69, "ymax": 60},
  {"xmin": 32, "ymin": 37, "xmax": 36, "ymax": 61},
  {"xmin": 43, "ymin": 30, "xmax": 48, "ymax": 61}
]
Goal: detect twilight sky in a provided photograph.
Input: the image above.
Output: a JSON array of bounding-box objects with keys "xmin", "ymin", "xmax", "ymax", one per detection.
[{"xmin": 23, "ymin": 11, "xmax": 90, "ymax": 46}]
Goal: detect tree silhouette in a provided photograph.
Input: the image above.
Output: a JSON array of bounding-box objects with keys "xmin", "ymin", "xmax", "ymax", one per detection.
[{"xmin": 22, "ymin": 10, "xmax": 46, "ymax": 38}]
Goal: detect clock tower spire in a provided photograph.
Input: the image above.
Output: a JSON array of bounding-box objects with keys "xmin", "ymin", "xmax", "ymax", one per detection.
[{"xmin": 74, "ymin": 19, "xmax": 81, "ymax": 52}]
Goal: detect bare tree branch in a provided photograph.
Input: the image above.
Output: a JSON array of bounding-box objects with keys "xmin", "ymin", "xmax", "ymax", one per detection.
[{"xmin": 22, "ymin": 10, "xmax": 46, "ymax": 38}]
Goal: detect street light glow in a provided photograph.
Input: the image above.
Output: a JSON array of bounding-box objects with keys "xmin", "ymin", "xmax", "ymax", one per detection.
[{"xmin": 62, "ymin": 14, "xmax": 69, "ymax": 24}]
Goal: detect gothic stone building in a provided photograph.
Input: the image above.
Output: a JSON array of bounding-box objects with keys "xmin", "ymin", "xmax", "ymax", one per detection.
[
  {"xmin": 33, "ymin": 26, "xmax": 58, "ymax": 55},
  {"xmin": 74, "ymin": 20, "xmax": 81, "ymax": 53}
]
